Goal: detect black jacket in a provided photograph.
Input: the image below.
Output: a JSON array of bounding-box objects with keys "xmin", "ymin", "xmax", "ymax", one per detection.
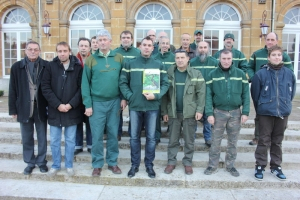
[
  {"xmin": 9, "ymin": 57, "xmax": 48, "ymax": 123},
  {"xmin": 42, "ymin": 55, "xmax": 83, "ymax": 127}
]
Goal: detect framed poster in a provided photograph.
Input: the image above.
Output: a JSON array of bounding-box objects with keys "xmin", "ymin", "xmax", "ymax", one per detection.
[{"xmin": 44, "ymin": 52, "xmax": 55, "ymax": 61}]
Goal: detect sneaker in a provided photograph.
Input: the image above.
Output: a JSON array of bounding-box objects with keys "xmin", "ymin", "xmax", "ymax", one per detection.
[
  {"xmin": 47, "ymin": 168, "xmax": 60, "ymax": 177},
  {"xmin": 254, "ymin": 165, "xmax": 264, "ymax": 181},
  {"xmin": 249, "ymin": 138, "xmax": 258, "ymax": 145},
  {"xmin": 226, "ymin": 167, "xmax": 240, "ymax": 177},
  {"xmin": 66, "ymin": 168, "xmax": 75, "ymax": 177},
  {"xmin": 271, "ymin": 167, "xmax": 286, "ymax": 181},
  {"xmin": 204, "ymin": 167, "xmax": 218, "ymax": 175}
]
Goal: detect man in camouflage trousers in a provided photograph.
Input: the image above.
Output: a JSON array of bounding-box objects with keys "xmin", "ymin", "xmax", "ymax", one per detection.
[{"xmin": 204, "ymin": 49, "xmax": 250, "ymax": 177}]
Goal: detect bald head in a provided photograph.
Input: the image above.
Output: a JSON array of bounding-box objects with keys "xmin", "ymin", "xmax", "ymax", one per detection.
[
  {"xmin": 265, "ymin": 32, "xmax": 278, "ymax": 49},
  {"xmin": 147, "ymin": 30, "xmax": 156, "ymax": 42},
  {"xmin": 158, "ymin": 31, "xmax": 168, "ymax": 38},
  {"xmin": 181, "ymin": 33, "xmax": 191, "ymax": 50}
]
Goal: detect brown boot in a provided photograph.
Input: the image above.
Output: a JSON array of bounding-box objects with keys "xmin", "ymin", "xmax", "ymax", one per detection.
[{"xmin": 164, "ymin": 165, "xmax": 176, "ymax": 174}]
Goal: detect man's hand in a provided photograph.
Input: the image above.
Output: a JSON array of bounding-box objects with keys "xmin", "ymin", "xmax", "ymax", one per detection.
[
  {"xmin": 143, "ymin": 93, "xmax": 155, "ymax": 100},
  {"xmin": 11, "ymin": 115, "xmax": 17, "ymax": 119},
  {"xmin": 57, "ymin": 104, "xmax": 68, "ymax": 112},
  {"xmin": 208, "ymin": 116, "xmax": 215, "ymax": 125},
  {"xmin": 65, "ymin": 104, "xmax": 72, "ymax": 111},
  {"xmin": 241, "ymin": 115, "xmax": 248, "ymax": 124},
  {"xmin": 120, "ymin": 100, "xmax": 127, "ymax": 110},
  {"xmin": 85, "ymin": 107, "xmax": 93, "ymax": 117},
  {"xmin": 163, "ymin": 115, "xmax": 169, "ymax": 122},
  {"xmin": 195, "ymin": 112, "xmax": 203, "ymax": 120}
]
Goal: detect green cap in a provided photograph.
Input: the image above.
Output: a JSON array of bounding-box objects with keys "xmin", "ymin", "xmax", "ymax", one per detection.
[
  {"xmin": 194, "ymin": 30, "xmax": 203, "ymax": 35},
  {"xmin": 224, "ymin": 33, "xmax": 235, "ymax": 41}
]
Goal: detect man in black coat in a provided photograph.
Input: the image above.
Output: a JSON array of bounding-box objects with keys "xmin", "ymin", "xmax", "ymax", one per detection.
[
  {"xmin": 9, "ymin": 40, "xmax": 49, "ymax": 175},
  {"xmin": 42, "ymin": 42, "xmax": 83, "ymax": 177}
]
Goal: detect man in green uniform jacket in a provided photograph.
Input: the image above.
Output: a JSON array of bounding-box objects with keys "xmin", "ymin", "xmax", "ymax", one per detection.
[
  {"xmin": 213, "ymin": 33, "xmax": 247, "ymax": 73},
  {"xmin": 113, "ymin": 30, "xmax": 140, "ymax": 141},
  {"xmin": 204, "ymin": 49, "xmax": 250, "ymax": 178},
  {"xmin": 119, "ymin": 36, "xmax": 169, "ymax": 179},
  {"xmin": 152, "ymin": 36, "xmax": 175, "ymax": 144},
  {"xmin": 190, "ymin": 41, "xmax": 218, "ymax": 147}
]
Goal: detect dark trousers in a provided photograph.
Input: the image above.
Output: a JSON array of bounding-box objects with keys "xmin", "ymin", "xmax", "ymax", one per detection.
[
  {"xmin": 75, "ymin": 114, "xmax": 92, "ymax": 149},
  {"xmin": 255, "ymin": 115, "xmax": 288, "ymax": 168},
  {"xmin": 254, "ymin": 114, "xmax": 259, "ymax": 139},
  {"xmin": 20, "ymin": 103, "xmax": 47, "ymax": 167}
]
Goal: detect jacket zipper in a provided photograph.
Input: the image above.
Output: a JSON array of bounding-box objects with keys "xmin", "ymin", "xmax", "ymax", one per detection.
[{"xmin": 276, "ymin": 70, "xmax": 283, "ymax": 119}]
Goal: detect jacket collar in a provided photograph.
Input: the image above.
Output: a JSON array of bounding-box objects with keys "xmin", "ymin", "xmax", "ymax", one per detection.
[{"xmin": 20, "ymin": 56, "xmax": 44, "ymax": 68}]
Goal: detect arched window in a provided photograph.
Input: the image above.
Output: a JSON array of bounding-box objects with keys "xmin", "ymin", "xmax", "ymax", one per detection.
[
  {"xmin": 203, "ymin": 4, "xmax": 241, "ymax": 55},
  {"xmin": 134, "ymin": 3, "xmax": 173, "ymax": 47},
  {"xmin": 69, "ymin": 4, "xmax": 104, "ymax": 53},
  {"xmin": 1, "ymin": 8, "xmax": 31, "ymax": 77},
  {"xmin": 283, "ymin": 7, "xmax": 300, "ymax": 81}
]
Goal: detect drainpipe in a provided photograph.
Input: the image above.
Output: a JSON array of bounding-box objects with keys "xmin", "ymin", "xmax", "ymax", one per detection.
[
  {"xmin": 38, "ymin": 0, "xmax": 41, "ymax": 46},
  {"xmin": 271, "ymin": 0, "xmax": 275, "ymax": 32}
]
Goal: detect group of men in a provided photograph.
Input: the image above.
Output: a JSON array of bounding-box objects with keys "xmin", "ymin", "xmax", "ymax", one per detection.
[{"xmin": 8, "ymin": 28, "xmax": 293, "ymax": 180}]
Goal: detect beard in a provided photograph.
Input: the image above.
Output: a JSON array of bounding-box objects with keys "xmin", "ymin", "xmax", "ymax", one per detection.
[{"xmin": 197, "ymin": 52, "xmax": 208, "ymax": 62}]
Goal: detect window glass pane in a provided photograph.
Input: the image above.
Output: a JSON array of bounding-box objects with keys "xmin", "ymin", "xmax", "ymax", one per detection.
[
  {"xmin": 205, "ymin": 4, "xmax": 239, "ymax": 21},
  {"xmin": 284, "ymin": 8, "xmax": 300, "ymax": 24},
  {"xmin": 136, "ymin": 4, "xmax": 171, "ymax": 20},
  {"xmin": 71, "ymin": 4, "xmax": 104, "ymax": 21},
  {"xmin": 4, "ymin": 8, "xmax": 31, "ymax": 23}
]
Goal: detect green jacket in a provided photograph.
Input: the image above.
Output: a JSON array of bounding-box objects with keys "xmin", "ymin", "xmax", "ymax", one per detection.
[
  {"xmin": 190, "ymin": 56, "xmax": 218, "ymax": 81},
  {"xmin": 81, "ymin": 50, "xmax": 123, "ymax": 108},
  {"xmin": 161, "ymin": 64, "xmax": 206, "ymax": 119},
  {"xmin": 189, "ymin": 41, "xmax": 197, "ymax": 50},
  {"xmin": 113, "ymin": 45, "xmax": 140, "ymax": 61},
  {"xmin": 246, "ymin": 46, "xmax": 293, "ymax": 80},
  {"xmin": 152, "ymin": 51, "xmax": 175, "ymax": 70},
  {"xmin": 119, "ymin": 55, "xmax": 169, "ymax": 111},
  {"xmin": 213, "ymin": 47, "xmax": 248, "ymax": 73},
  {"xmin": 205, "ymin": 64, "xmax": 250, "ymax": 116}
]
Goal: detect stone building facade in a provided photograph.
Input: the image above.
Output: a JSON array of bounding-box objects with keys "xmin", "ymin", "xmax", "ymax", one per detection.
[{"xmin": 0, "ymin": 0, "xmax": 299, "ymax": 95}]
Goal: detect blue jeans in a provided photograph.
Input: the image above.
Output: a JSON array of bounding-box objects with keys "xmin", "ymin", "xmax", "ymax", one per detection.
[
  {"xmin": 50, "ymin": 125, "xmax": 76, "ymax": 169},
  {"xmin": 130, "ymin": 110, "xmax": 158, "ymax": 168},
  {"xmin": 195, "ymin": 111, "xmax": 211, "ymax": 141},
  {"xmin": 75, "ymin": 115, "xmax": 92, "ymax": 149},
  {"xmin": 202, "ymin": 112, "xmax": 212, "ymax": 141}
]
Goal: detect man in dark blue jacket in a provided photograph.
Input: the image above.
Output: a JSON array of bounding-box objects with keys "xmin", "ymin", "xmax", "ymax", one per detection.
[
  {"xmin": 251, "ymin": 46, "xmax": 296, "ymax": 181},
  {"xmin": 9, "ymin": 40, "xmax": 48, "ymax": 175},
  {"xmin": 42, "ymin": 42, "xmax": 83, "ymax": 177}
]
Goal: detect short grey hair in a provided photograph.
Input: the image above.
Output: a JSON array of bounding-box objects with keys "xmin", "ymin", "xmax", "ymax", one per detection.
[{"xmin": 97, "ymin": 29, "xmax": 112, "ymax": 40}]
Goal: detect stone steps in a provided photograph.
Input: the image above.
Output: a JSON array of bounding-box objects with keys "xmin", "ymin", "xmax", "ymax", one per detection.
[
  {"xmin": 0, "ymin": 159, "xmax": 299, "ymax": 189},
  {"xmin": 1, "ymin": 143, "xmax": 300, "ymax": 169},
  {"xmin": 0, "ymin": 114, "xmax": 300, "ymax": 193}
]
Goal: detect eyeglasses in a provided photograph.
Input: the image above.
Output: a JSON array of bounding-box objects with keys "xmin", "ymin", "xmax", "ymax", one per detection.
[
  {"xmin": 148, "ymin": 35, "xmax": 156, "ymax": 37},
  {"xmin": 26, "ymin": 48, "xmax": 40, "ymax": 52},
  {"xmin": 174, "ymin": 49, "xmax": 187, "ymax": 53}
]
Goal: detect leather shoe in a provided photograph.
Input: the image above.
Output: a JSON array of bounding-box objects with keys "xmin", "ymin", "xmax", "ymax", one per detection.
[
  {"xmin": 87, "ymin": 148, "xmax": 91, "ymax": 153},
  {"xmin": 74, "ymin": 149, "xmax": 83, "ymax": 155},
  {"xmin": 185, "ymin": 166, "xmax": 193, "ymax": 175},
  {"xmin": 146, "ymin": 167, "xmax": 156, "ymax": 178},
  {"xmin": 24, "ymin": 166, "xmax": 35, "ymax": 175},
  {"xmin": 164, "ymin": 165, "xmax": 175, "ymax": 174},
  {"xmin": 127, "ymin": 167, "xmax": 139, "ymax": 178},
  {"xmin": 108, "ymin": 165, "xmax": 122, "ymax": 174},
  {"xmin": 39, "ymin": 165, "xmax": 48, "ymax": 173},
  {"xmin": 92, "ymin": 168, "xmax": 102, "ymax": 176}
]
